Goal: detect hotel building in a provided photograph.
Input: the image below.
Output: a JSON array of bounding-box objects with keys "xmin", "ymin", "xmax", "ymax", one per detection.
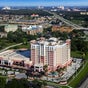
[
  {"xmin": 0, "ymin": 24, "xmax": 18, "ymax": 33},
  {"xmin": 52, "ymin": 25, "xmax": 73, "ymax": 33},
  {"xmin": 30, "ymin": 37, "xmax": 71, "ymax": 71},
  {"xmin": 22, "ymin": 25, "xmax": 43, "ymax": 35},
  {"xmin": 0, "ymin": 50, "xmax": 32, "ymax": 69}
]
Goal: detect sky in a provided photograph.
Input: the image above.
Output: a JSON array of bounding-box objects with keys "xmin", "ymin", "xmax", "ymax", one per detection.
[{"xmin": 0, "ymin": 0, "xmax": 88, "ymax": 6}]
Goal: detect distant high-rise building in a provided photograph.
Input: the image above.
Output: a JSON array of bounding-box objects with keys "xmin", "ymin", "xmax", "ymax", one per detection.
[
  {"xmin": 2, "ymin": 6, "xmax": 11, "ymax": 10},
  {"xmin": 38, "ymin": 6, "xmax": 44, "ymax": 9},
  {"xmin": 30, "ymin": 37, "xmax": 71, "ymax": 71},
  {"xmin": 58, "ymin": 6, "xmax": 65, "ymax": 10}
]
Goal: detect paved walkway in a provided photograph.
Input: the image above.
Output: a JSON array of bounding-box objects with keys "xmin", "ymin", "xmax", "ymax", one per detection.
[{"xmin": 0, "ymin": 43, "xmax": 22, "ymax": 53}]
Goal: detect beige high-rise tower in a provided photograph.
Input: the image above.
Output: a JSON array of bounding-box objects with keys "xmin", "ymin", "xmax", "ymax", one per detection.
[{"xmin": 30, "ymin": 37, "xmax": 71, "ymax": 71}]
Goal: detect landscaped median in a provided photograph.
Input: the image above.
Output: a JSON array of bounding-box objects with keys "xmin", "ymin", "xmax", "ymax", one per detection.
[
  {"xmin": 41, "ymin": 81, "xmax": 71, "ymax": 88},
  {"xmin": 68, "ymin": 60, "xmax": 88, "ymax": 88}
]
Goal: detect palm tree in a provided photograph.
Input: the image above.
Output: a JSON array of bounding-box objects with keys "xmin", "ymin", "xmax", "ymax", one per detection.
[
  {"xmin": 43, "ymin": 65, "xmax": 48, "ymax": 75},
  {"xmin": 4, "ymin": 69, "xmax": 8, "ymax": 76},
  {"xmin": 25, "ymin": 70, "xmax": 29, "ymax": 79}
]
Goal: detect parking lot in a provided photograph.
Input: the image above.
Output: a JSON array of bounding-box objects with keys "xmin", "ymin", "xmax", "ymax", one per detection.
[{"xmin": 42, "ymin": 58, "xmax": 82, "ymax": 83}]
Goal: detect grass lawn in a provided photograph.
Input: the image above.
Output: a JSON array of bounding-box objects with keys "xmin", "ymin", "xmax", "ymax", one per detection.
[
  {"xmin": 71, "ymin": 51, "xmax": 83, "ymax": 58},
  {"xmin": 71, "ymin": 20, "xmax": 83, "ymax": 25},
  {"xmin": 68, "ymin": 61, "xmax": 88, "ymax": 88},
  {"xmin": 14, "ymin": 44, "xmax": 30, "ymax": 49},
  {"xmin": 0, "ymin": 38, "xmax": 30, "ymax": 50},
  {"xmin": 69, "ymin": 51, "xmax": 88, "ymax": 88},
  {"xmin": 71, "ymin": 51, "xmax": 88, "ymax": 60},
  {"xmin": 10, "ymin": 43, "xmax": 30, "ymax": 49},
  {"xmin": 0, "ymin": 41, "xmax": 17, "ymax": 50},
  {"xmin": 0, "ymin": 76, "xmax": 8, "ymax": 79},
  {"xmin": 0, "ymin": 75, "xmax": 7, "ymax": 88},
  {"xmin": 5, "ymin": 42, "xmax": 16, "ymax": 46}
]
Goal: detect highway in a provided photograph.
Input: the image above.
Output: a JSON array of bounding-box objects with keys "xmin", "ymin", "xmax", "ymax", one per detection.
[
  {"xmin": 0, "ymin": 10, "xmax": 88, "ymax": 30},
  {"xmin": 44, "ymin": 10, "xmax": 88, "ymax": 30},
  {"xmin": 79, "ymin": 78, "xmax": 88, "ymax": 88}
]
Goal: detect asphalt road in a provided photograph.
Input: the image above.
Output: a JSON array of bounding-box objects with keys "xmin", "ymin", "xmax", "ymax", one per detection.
[{"xmin": 79, "ymin": 78, "xmax": 88, "ymax": 88}]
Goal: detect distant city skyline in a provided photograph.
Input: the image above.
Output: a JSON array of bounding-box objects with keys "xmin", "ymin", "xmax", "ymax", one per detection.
[{"xmin": 0, "ymin": 0, "xmax": 88, "ymax": 6}]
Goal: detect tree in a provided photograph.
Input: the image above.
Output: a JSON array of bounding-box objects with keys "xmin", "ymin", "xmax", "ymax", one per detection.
[
  {"xmin": 70, "ymin": 30, "xmax": 87, "ymax": 52},
  {"xmin": 25, "ymin": 70, "xmax": 29, "ymax": 79},
  {"xmin": 0, "ymin": 40, "xmax": 7, "ymax": 49},
  {"xmin": 43, "ymin": 65, "xmax": 48, "ymax": 75},
  {"xmin": 5, "ymin": 78, "xmax": 47, "ymax": 88},
  {"xmin": 5, "ymin": 78, "xmax": 29, "ymax": 88},
  {"xmin": 23, "ymin": 38, "xmax": 27, "ymax": 45},
  {"xmin": 32, "ymin": 79, "xmax": 42, "ymax": 88},
  {"xmin": 7, "ymin": 29, "xmax": 27, "ymax": 43}
]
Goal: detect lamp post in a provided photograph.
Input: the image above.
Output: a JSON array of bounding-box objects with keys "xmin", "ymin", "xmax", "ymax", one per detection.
[
  {"xmin": 82, "ymin": 53, "xmax": 85, "ymax": 69},
  {"xmin": 75, "ymin": 65, "xmax": 77, "ymax": 77}
]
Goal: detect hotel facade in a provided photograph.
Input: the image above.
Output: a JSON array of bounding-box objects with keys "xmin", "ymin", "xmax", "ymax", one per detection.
[{"xmin": 30, "ymin": 37, "xmax": 72, "ymax": 71}]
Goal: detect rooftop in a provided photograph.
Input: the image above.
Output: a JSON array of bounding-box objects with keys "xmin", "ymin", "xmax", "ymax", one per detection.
[
  {"xmin": 22, "ymin": 25, "xmax": 43, "ymax": 31},
  {"xmin": 0, "ymin": 50, "xmax": 30, "ymax": 62},
  {"xmin": 30, "ymin": 37, "xmax": 70, "ymax": 46}
]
